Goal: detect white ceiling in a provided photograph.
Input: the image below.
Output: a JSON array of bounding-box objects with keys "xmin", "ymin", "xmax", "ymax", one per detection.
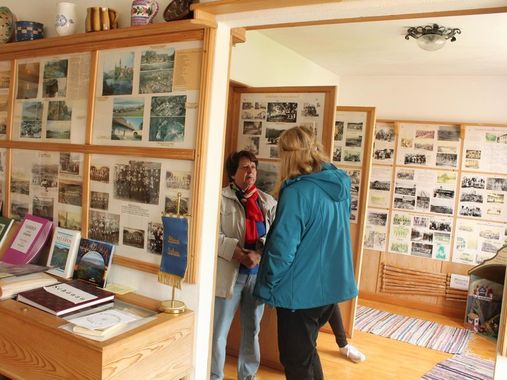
[{"xmin": 257, "ymin": 12, "xmax": 507, "ymax": 76}]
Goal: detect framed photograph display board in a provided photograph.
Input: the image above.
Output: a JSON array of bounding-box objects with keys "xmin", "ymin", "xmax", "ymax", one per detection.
[
  {"xmin": 360, "ymin": 119, "xmax": 507, "ymax": 315},
  {"xmin": 0, "ymin": 22, "xmax": 215, "ymax": 283}
]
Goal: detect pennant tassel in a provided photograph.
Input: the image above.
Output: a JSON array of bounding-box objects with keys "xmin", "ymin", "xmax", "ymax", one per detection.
[{"xmin": 158, "ymin": 271, "xmax": 183, "ymax": 289}]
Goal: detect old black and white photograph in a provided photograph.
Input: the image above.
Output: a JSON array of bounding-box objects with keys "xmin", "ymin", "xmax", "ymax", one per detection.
[
  {"xmin": 334, "ymin": 121, "xmax": 344, "ymax": 141},
  {"xmin": 487, "ymin": 193, "xmax": 504, "ymax": 204},
  {"xmin": 486, "ymin": 177, "xmax": 507, "ymax": 191},
  {"xmin": 10, "ymin": 177, "xmax": 30, "ymax": 195},
  {"xmin": 465, "ymin": 149, "xmax": 481, "ymax": 159},
  {"xmin": 88, "ymin": 210, "xmax": 120, "ymax": 244},
  {"xmin": 433, "ymin": 187, "xmax": 454, "ymax": 199},
  {"xmin": 375, "ymin": 126, "xmax": 394, "ymax": 142},
  {"xmin": 460, "ymin": 189, "xmax": 484, "ymax": 203},
  {"xmin": 166, "ymin": 170, "xmax": 191, "ymax": 190},
  {"xmin": 139, "ymin": 48, "xmax": 174, "ymax": 94},
  {"xmin": 437, "ymin": 125, "xmax": 460, "ymax": 142},
  {"xmin": 265, "ymin": 127, "xmax": 284, "ymax": 145},
  {"xmin": 114, "ymin": 160, "xmax": 161, "ymax": 205},
  {"xmin": 345, "ymin": 135, "xmax": 363, "ymax": 148},
  {"xmin": 397, "ymin": 169, "xmax": 415, "ymax": 181},
  {"xmin": 430, "ymin": 204, "xmax": 453, "ymax": 215},
  {"xmin": 90, "ymin": 190, "xmax": 109, "ymax": 210},
  {"xmin": 395, "ymin": 184, "xmax": 416, "ymax": 196},
  {"xmin": 59, "ymin": 152, "xmax": 80, "ymax": 176},
  {"xmin": 332, "ymin": 147, "xmax": 342, "ymax": 162},
  {"xmin": 411, "ymin": 242, "xmax": 433, "ymax": 258},
  {"xmin": 394, "ymin": 195, "xmax": 415, "ymax": 210},
  {"xmin": 149, "ymin": 95, "xmax": 186, "ymax": 142},
  {"xmin": 364, "ymin": 231, "xmax": 386, "ymax": 250},
  {"xmin": 243, "ymin": 120, "xmax": 262, "ymax": 135},
  {"xmin": 242, "ymin": 136, "xmax": 259, "ymax": 155},
  {"xmin": 347, "ymin": 122, "xmax": 363, "ymax": 131},
  {"xmin": 122, "ymin": 227, "xmax": 145, "ymax": 249},
  {"xmin": 416, "ymin": 192, "xmax": 431, "ymax": 209},
  {"xmin": 343, "ymin": 149, "xmax": 361, "ymax": 163},
  {"xmin": 20, "ymin": 101, "xmax": 43, "ymax": 138},
  {"xmin": 90, "ymin": 165, "xmax": 110, "ymax": 183},
  {"xmin": 462, "ymin": 176, "xmax": 485, "ymax": 189},
  {"xmin": 436, "ymin": 153, "xmax": 458, "ymax": 167},
  {"xmin": 413, "ymin": 216, "xmax": 429, "ymax": 228},
  {"xmin": 241, "ymin": 101, "xmax": 267, "ymax": 119},
  {"xmin": 32, "ymin": 163, "xmax": 59, "ymax": 192},
  {"xmin": 32, "ymin": 196, "xmax": 54, "ymax": 221},
  {"xmin": 302, "ymin": 102, "xmax": 319, "ymax": 117},
  {"xmin": 10, "ymin": 199, "xmax": 28, "ymax": 221},
  {"xmin": 459, "ymin": 205, "xmax": 482, "ymax": 217},
  {"xmin": 415, "ymin": 130, "xmax": 435, "ymax": 139},
  {"xmin": 404, "ymin": 153, "xmax": 426, "ymax": 165},
  {"xmin": 481, "ymin": 241, "xmax": 499, "ymax": 254},
  {"xmin": 256, "ymin": 162, "xmax": 278, "ymax": 195},
  {"xmin": 400, "ymin": 138, "xmax": 413, "ymax": 148},
  {"xmin": 165, "ymin": 194, "xmax": 189, "ymax": 215},
  {"xmin": 411, "ymin": 228, "xmax": 433, "ymax": 243},
  {"xmin": 479, "ymin": 228, "xmax": 500, "ymax": 240},
  {"xmin": 370, "ymin": 180, "xmax": 390, "ymax": 191},
  {"xmin": 147, "ymin": 222, "xmax": 163, "ymax": 254},
  {"xmin": 102, "ymin": 52, "xmax": 134, "ymax": 96},
  {"xmin": 367, "ymin": 211, "xmax": 388, "ymax": 226},
  {"xmin": 266, "ymin": 102, "xmax": 297, "ymax": 123},
  {"xmin": 270, "ymin": 146, "xmax": 279, "ymax": 158},
  {"xmin": 373, "ymin": 148, "xmax": 393, "ymax": 160},
  {"xmin": 414, "ymin": 142, "xmax": 434, "ymax": 151},
  {"xmin": 58, "ymin": 179, "xmax": 82, "ymax": 206}
]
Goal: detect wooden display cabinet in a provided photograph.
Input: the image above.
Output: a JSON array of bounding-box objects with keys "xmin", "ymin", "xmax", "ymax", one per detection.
[{"xmin": 0, "ymin": 293, "xmax": 194, "ymax": 379}]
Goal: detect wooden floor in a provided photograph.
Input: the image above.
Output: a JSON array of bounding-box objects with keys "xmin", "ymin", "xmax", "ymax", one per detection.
[{"xmin": 224, "ymin": 299, "xmax": 497, "ymax": 379}]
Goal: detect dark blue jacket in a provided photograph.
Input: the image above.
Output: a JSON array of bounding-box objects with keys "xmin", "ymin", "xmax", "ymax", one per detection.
[{"xmin": 254, "ymin": 163, "xmax": 358, "ymax": 309}]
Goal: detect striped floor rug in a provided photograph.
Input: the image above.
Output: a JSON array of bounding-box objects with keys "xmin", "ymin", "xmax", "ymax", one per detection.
[
  {"xmin": 421, "ymin": 354, "xmax": 494, "ymax": 380},
  {"xmin": 355, "ymin": 305, "xmax": 473, "ymax": 354}
]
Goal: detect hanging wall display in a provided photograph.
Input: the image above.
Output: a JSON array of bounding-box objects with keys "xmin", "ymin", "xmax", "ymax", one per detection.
[
  {"xmin": 333, "ymin": 109, "xmax": 367, "ymax": 166},
  {"xmin": 396, "ymin": 123, "xmax": 461, "ymax": 169},
  {"xmin": 12, "ymin": 54, "xmax": 90, "ymax": 144},
  {"xmin": 10, "ymin": 150, "xmax": 84, "ymax": 224},
  {"xmin": 88, "ymin": 154, "xmax": 193, "ymax": 265},
  {"xmin": 236, "ymin": 91, "xmax": 330, "ymax": 160},
  {"xmin": 461, "ymin": 126, "xmax": 507, "ymax": 173},
  {"xmin": 92, "ymin": 42, "xmax": 203, "ymax": 148}
]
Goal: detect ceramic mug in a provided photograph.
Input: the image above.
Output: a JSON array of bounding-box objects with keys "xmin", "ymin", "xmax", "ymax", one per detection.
[
  {"xmin": 85, "ymin": 7, "xmax": 119, "ymax": 32},
  {"xmin": 15, "ymin": 21, "xmax": 44, "ymax": 41}
]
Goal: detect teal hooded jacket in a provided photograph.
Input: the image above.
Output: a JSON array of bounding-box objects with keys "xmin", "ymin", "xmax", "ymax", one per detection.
[{"xmin": 253, "ymin": 163, "xmax": 358, "ymax": 309}]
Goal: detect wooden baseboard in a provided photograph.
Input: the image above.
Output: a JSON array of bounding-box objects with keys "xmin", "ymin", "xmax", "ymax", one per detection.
[{"xmin": 358, "ymin": 291, "xmax": 466, "ymax": 319}]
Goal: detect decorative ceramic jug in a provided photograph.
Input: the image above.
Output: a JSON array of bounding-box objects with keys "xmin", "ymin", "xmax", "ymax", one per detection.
[
  {"xmin": 55, "ymin": 2, "xmax": 77, "ymax": 36},
  {"xmin": 0, "ymin": 6, "xmax": 15, "ymax": 43},
  {"xmin": 131, "ymin": 0, "xmax": 159, "ymax": 26}
]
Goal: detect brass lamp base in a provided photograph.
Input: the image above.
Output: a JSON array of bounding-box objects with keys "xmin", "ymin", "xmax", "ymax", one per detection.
[{"xmin": 160, "ymin": 299, "xmax": 186, "ymax": 314}]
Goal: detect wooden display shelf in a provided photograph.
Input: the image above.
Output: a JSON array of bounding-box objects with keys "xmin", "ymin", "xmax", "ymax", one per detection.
[{"xmin": 0, "ymin": 294, "xmax": 194, "ymax": 380}]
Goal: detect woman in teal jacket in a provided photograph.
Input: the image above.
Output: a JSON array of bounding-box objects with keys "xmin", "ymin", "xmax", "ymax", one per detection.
[{"xmin": 254, "ymin": 126, "xmax": 358, "ymax": 379}]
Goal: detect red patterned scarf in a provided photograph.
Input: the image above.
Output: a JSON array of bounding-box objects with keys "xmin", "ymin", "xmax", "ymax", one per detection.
[{"xmin": 232, "ymin": 183, "xmax": 264, "ymax": 245}]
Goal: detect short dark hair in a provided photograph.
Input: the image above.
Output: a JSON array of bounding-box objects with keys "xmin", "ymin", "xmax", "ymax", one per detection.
[{"xmin": 225, "ymin": 150, "xmax": 258, "ymax": 181}]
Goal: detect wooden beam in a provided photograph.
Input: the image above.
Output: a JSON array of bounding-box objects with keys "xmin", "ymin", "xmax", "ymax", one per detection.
[{"xmin": 191, "ymin": 0, "xmax": 342, "ymax": 15}]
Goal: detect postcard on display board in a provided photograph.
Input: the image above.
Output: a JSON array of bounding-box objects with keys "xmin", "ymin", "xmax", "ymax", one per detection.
[
  {"xmin": 1, "ymin": 214, "xmax": 53, "ymax": 265},
  {"xmin": 46, "ymin": 227, "xmax": 81, "ymax": 278},
  {"xmin": 73, "ymin": 238, "xmax": 115, "ymax": 288}
]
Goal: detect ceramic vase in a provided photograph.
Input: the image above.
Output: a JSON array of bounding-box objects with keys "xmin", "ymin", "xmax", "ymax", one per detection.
[
  {"xmin": 131, "ymin": 0, "xmax": 159, "ymax": 26},
  {"xmin": 0, "ymin": 6, "xmax": 15, "ymax": 43},
  {"xmin": 55, "ymin": 2, "xmax": 77, "ymax": 36}
]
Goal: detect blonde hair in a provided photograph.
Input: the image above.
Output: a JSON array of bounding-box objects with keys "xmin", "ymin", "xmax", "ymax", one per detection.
[{"xmin": 278, "ymin": 126, "xmax": 328, "ymax": 184}]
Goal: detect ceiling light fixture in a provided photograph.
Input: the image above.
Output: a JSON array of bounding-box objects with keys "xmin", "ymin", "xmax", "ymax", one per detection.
[{"xmin": 405, "ymin": 23, "xmax": 461, "ymax": 51}]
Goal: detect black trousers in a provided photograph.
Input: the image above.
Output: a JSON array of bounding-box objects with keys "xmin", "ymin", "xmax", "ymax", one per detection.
[
  {"xmin": 276, "ymin": 304, "xmax": 335, "ymax": 380},
  {"xmin": 328, "ymin": 304, "xmax": 348, "ymax": 348}
]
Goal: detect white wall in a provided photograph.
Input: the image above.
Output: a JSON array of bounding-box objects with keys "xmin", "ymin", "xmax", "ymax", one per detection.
[
  {"xmin": 231, "ymin": 31, "xmax": 340, "ymax": 87},
  {"xmin": 339, "ymin": 75, "xmax": 507, "ymax": 124}
]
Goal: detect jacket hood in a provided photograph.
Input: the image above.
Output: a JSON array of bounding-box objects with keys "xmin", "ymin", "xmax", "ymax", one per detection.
[{"xmin": 282, "ymin": 163, "xmax": 350, "ymax": 202}]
